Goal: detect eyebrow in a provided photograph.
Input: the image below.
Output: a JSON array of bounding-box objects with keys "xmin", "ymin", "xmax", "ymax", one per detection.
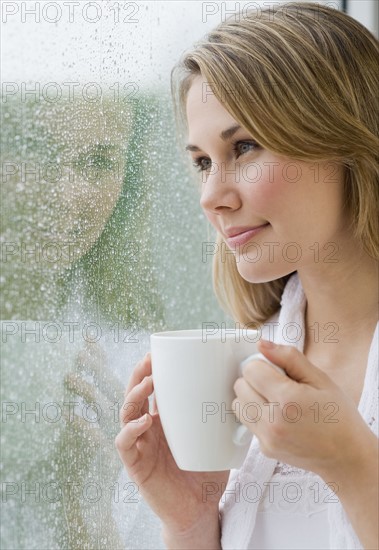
[{"xmin": 185, "ymin": 124, "xmax": 242, "ymax": 152}]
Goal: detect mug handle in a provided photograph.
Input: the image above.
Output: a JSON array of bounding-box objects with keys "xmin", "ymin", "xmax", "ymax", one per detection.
[{"xmin": 232, "ymin": 352, "xmax": 287, "ymax": 446}]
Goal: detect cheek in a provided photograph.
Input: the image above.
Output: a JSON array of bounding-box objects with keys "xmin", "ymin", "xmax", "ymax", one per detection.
[
  {"xmin": 250, "ymin": 160, "xmax": 346, "ymax": 241},
  {"xmin": 245, "ymin": 160, "xmax": 293, "ymax": 216},
  {"xmin": 203, "ymin": 210, "xmax": 217, "ymax": 228}
]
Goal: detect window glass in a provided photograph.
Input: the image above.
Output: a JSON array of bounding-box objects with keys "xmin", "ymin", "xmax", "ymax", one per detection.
[{"xmin": 1, "ymin": 1, "xmax": 344, "ymax": 548}]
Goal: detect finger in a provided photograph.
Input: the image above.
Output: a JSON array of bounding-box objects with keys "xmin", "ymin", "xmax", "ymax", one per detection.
[
  {"xmin": 65, "ymin": 372, "xmax": 97, "ymax": 402},
  {"xmin": 83, "ymin": 343, "xmax": 124, "ymax": 398},
  {"xmin": 115, "ymin": 413, "xmax": 152, "ymax": 467},
  {"xmin": 120, "ymin": 375, "xmax": 153, "ymax": 425},
  {"xmin": 76, "ymin": 344, "xmax": 124, "ymax": 402},
  {"xmin": 76, "ymin": 342, "xmax": 107, "ymax": 374},
  {"xmin": 124, "ymin": 353, "xmax": 152, "ymax": 396},
  {"xmin": 233, "ymin": 377, "xmax": 266, "ymax": 424},
  {"xmin": 65, "ymin": 371, "xmax": 114, "ymax": 406},
  {"xmin": 242, "ymin": 359, "xmax": 291, "ymax": 402},
  {"xmin": 151, "ymin": 392, "xmax": 159, "ymax": 415},
  {"xmin": 234, "ymin": 376, "xmax": 266, "ymax": 406},
  {"xmin": 257, "ymin": 340, "xmax": 329, "ymax": 388},
  {"xmin": 64, "ymin": 374, "xmax": 119, "ymax": 440},
  {"xmin": 232, "ymin": 381, "xmax": 267, "ymax": 438}
]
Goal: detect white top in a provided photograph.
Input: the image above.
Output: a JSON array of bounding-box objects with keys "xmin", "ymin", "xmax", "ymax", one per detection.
[
  {"xmin": 250, "ymin": 462, "xmax": 330, "ymax": 549},
  {"xmin": 219, "ymin": 272, "xmax": 379, "ymax": 550}
]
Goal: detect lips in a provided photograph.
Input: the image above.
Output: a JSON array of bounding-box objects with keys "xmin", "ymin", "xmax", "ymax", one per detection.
[{"xmin": 225, "ymin": 223, "xmax": 270, "ymax": 247}]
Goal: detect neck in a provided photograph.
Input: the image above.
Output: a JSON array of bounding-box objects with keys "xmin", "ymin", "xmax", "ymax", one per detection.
[{"xmin": 297, "ymin": 243, "xmax": 378, "ymax": 355}]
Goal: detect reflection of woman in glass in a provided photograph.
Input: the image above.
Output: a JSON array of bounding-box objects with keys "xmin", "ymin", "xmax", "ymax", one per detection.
[
  {"xmin": 1, "ymin": 95, "xmax": 164, "ymax": 327},
  {"xmin": 116, "ymin": 3, "xmax": 378, "ymax": 549},
  {"xmin": 1, "ymin": 95, "xmax": 166, "ymax": 549}
]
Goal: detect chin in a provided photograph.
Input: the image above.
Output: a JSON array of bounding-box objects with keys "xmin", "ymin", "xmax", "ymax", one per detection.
[{"xmin": 236, "ymin": 262, "xmax": 292, "ymax": 284}]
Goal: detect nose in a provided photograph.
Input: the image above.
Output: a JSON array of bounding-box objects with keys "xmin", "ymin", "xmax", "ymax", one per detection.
[{"xmin": 199, "ymin": 163, "xmax": 241, "ymax": 214}]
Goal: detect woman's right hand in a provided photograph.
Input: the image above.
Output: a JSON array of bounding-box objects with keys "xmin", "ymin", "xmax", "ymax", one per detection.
[{"xmin": 115, "ymin": 352, "xmax": 229, "ymax": 540}]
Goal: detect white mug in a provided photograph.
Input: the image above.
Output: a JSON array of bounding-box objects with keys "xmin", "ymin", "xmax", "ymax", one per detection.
[{"xmin": 150, "ymin": 328, "xmax": 285, "ymax": 471}]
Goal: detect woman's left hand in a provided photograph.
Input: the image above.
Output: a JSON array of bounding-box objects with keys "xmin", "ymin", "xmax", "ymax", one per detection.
[{"xmin": 233, "ymin": 339, "xmax": 372, "ymax": 477}]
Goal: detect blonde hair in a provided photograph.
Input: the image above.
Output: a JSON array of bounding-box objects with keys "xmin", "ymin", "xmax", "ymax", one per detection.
[{"xmin": 171, "ymin": 1, "xmax": 379, "ymax": 325}]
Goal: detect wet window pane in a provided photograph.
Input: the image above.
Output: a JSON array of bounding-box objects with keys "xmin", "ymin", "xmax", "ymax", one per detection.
[{"xmin": 1, "ymin": 1, "xmax": 344, "ymax": 548}]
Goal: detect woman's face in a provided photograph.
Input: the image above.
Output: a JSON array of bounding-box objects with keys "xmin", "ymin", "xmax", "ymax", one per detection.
[
  {"xmin": 185, "ymin": 76, "xmax": 350, "ymax": 283},
  {"xmin": 2, "ymin": 98, "xmax": 133, "ymax": 270}
]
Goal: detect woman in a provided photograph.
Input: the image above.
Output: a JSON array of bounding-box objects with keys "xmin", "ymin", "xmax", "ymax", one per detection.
[
  {"xmin": 1, "ymin": 93, "xmax": 166, "ymax": 549},
  {"xmin": 115, "ymin": 2, "xmax": 378, "ymax": 549}
]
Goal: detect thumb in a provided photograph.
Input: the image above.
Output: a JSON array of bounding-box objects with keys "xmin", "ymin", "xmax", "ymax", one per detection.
[
  {"xmin": 151, "ymin": 392, "xmax": 159, "ymax": 415},
  {"xmin": 257, "ymin": 339, "xmax": 326, "ymax": 387}
]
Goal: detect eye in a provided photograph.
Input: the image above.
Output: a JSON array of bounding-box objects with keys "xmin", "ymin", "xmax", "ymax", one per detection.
[
  {"xmin": 73, "ymin": 144, "xmax": 119, "ymax": 173},
  {"xmin": 191, "ymin": 140, "xmax": 260, "ymax": 173},
  {"xmin": 192, "ymin": 157, "xmax": 212, "ymax": 173},
  {"xmin": 232, "ymin": 140, "xmax": 260, "ymax": 157}
]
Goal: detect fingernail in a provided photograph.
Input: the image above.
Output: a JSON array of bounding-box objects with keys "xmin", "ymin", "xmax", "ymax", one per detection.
[{"xmin": 260, "ymin": 338, "xmax": 276, "ymax": 349}]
